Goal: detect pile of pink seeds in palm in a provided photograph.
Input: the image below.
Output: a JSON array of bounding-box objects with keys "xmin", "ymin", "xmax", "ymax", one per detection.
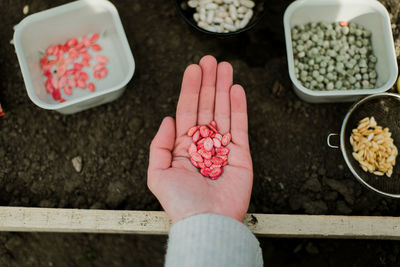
[
  {"xmin": 187, "ymin": 121, "xmax": 231, "ymax": 180},
  {"xmin": 40, "ymin": 33, "xmax": 109, "ymax": 103}
]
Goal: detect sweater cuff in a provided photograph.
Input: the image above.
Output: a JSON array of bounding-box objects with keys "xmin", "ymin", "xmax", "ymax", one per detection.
[{"xmin": 165, "ymin": 213, "xmax": 263, "ymax": 267}]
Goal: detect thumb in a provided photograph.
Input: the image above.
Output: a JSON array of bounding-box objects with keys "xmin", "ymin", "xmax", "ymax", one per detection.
[{"xmin": 148, "ymin": 116, "xmax": 176, "ymax": 173}]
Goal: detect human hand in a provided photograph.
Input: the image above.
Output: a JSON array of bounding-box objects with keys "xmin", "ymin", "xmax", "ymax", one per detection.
[{"xmin": 147, "ymin": 55, "xmax": 253, "ymax": 223}]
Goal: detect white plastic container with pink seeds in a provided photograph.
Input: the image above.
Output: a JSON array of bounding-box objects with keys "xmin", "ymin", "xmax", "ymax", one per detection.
[{"xmin": 13, "ymin": 0, "xmax": 135, "ymax": 114}]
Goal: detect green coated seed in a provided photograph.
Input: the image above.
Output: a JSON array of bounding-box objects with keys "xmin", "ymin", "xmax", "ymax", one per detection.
[{"xmin": 291, "ymin": 21, "xmax": 377, "ymax": 91}]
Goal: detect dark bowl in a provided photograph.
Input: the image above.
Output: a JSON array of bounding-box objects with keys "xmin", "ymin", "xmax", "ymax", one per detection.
[{"xmin": 175, "ymin": 0, "xmax": 266, "ymax": 36}]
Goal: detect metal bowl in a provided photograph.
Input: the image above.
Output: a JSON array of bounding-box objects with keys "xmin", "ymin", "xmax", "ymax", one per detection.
[{"xmin": 327, "ymin": 93, "xmax": 400, "ymax": 198}]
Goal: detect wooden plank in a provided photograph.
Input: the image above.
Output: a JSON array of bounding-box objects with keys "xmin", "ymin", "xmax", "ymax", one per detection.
[{"xmin": 0, "ymin": 207, "xmax": 400, "ymax": 239}]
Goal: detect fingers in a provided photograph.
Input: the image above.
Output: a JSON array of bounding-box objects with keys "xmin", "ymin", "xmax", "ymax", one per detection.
[
  {"xmin": 148, "ymin": 117, "xmax": 176, "ymax": 172},
  {"xmin": 214, "ymin": 62, "xmax": 233, "ymax": 134},
  {"xmin": 230, "ymin": 84, "xmax": 249, "ymax": 149},
  {"xmin": 197, "ymin": 55, "xmax": 217, "ymax": 125},
  {"xmin": 176, "ymin": 64, "xmax": 202, "ymax": 137}
]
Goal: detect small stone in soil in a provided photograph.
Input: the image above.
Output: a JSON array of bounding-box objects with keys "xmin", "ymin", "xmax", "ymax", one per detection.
[{"xmin": 71, "ymin": 156, "xmax": 83, "ymax": 173}]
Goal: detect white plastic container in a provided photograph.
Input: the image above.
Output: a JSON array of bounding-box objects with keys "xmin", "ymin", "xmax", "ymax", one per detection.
[
  {"xmin": 284, "ymin": 0, "xmax": 398, "ymax": 103},
  {"xmin": 13, "ymin": 0, "xmax": 135, "ymax": 114}
]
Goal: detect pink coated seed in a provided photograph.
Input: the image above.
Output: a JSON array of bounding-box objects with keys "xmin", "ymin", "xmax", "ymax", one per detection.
[
  {"xmin": 57, "ymin": 65, "xmax": 66, "ymax": 77},
  {"xmin": 88, "ymin": 82, "xmax": 96, "ymax": 92},
  {"xmin": 81, "ymin": 36, "xmax": 91, "ymax": 47},
  {"xmin": 99, "ymin": 67, "xmax": 108, "ymax": 78},
  {"xmin": 67, "ymin": 78, "xmax": 76, "ymax": 88},
  {"xmin": 188, "ymin": 143, "xmax": 197, "ymax": 155},
  {"xmin": 221, "ymin": 133, "xmax": 232, "ymax": 146},
  {"xmin": 45, "ymin": 81, "xmax": 54, "ymax": 94},
  {"xmin": 192, "ymin": 130, "xmax": 201, "ymax": 143},
  {"xmin": 52, "ymin": 89, "xmax": 61, "ymax": 100},
  {"xmin": 79, "ymin": 72, "xmax": 89, "ymax": 80},
  {"xmin": 63, "ymin": 86, "xmax": 73, "ymax": 96},
  {"xmin": 93, "ymin": 64, "xmax": 103, "ymax": 72},
  {"xmin": 82, "ymin": 60, "xmax": 90, "ymax": 67},
  {"xmin": 65, "ymin": 69, "xmax": 76, "ymax": 76},
  {"xmin": 191, "ymin": 152, "xmax": 203, "ymax": 162},
  {"xmin": 96, "ymin": 55, "xmax": 109, "ymax": 64},
  {"xmin": 51, "ymin": 77, "xmax": 59, "ymax": 89},
  {"xmin": 213, "ymin": 138, "xmax": 221, "ymax": 148},
  {"xmin": 191, "ymin": 158, "xmax": 199, "ymax": 168},
  {"xmin": 58, "ymin": 76, "xmax": 67, "ymax": 88},
  {"xmin": 204, "ymin": 159, "xmax": 213, "ymax": 168},
  {"xmin": 81, "ymin": 52, "xmax": 92, "ymax": 61},
  {"xmin": 187, "ymin": 126, "xmax": 199, "ymax": 137},
  {"xmin": 67, "ymin": 38, "xmax": 78, "ymax": 47},
  {"xmin": 209, "ymin": 167, "xmax": 222, "ymax": 179},
  {"xmin": 216, "ymin": 147, "xmax": 230, "ymax": 155},
  {"xmin": 212, "ymin": 157, "xmax": 224, "ymax": 165},
  {"xmin": 200, "ymin": 168, "xmax": 210, "ymax": 177},
  {"xmin": 93, "ymin": 71, "xmax": 101, "ymax": 80},
  {"xmin": 90, "ymin": 33, "xmax": 99, "ymax": 43},
  {"xmin": 77, "ymin": 79, "xmax": 86, "ymax": 89},
  {"xmin": 207, "ymin": 123, "xmax": 218, "ymax": 133},
  {"xmin": 203, "ymin": 137, "xmax": 213, "ymax": 151},
  {"xmin": 199, "ymin": 126, "xmax": 209, "ymax": 137},
  {"xmin": 91, "ymin": 44, "xmax": 102, "ymax": 51},
  {"xmin": 69, "ymin": 48, "xmax": 79, "ymax": 59},
  {"xmin": 74, "ymin": 63, "xmax": 83, "ymax": 70}
]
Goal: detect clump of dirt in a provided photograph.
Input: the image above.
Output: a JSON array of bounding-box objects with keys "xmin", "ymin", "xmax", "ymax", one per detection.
[{"xmin": 1, "ymin": 0, "xmax": 400, "ymax": 266}]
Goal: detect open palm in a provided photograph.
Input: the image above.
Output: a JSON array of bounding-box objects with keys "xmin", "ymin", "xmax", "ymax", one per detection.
[{"xmin": 148, "ymin": 55, "xmax": 253, "ymax": 223}]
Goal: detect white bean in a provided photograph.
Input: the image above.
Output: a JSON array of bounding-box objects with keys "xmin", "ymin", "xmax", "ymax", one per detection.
[
  {"xmin": 198, "ymin": 21, "xmax": 208, "ymax": 28},
  {"xmin": 239, "ymin": 10, "xmax": 252, "ymax": 28},
  {"xmin": 235, "ymin": 19, "xmax": 240, "ymax": 28},
  {"xmin": 200, "ymin": 0, "xmax": 212, "ymax": 4},
  {"xmin": 213, "ymin": 17, "xmax": 224, "ymax": 24},
  {"xmin": 214, "ymin": 0, "xmax": 223, "ymax": 4},
  {"xmin": 215, "ymin": 25, "xmax": 224, "ymax": 33},
  {"xmin": 205, "ymin": 3, "xmax": 218, "ymax": 9},
  {"xmin": 205, "ymin": 25, "xmax": 217, "ymax": 32},
  {"xmin": 237, "ymin": 6, "xmax": 248, "ymax": 13},
  {"xmin": 233, "ymin": 0, "xmax": 240, "ymax": 7},
  {"xmin": 239, "ymin": 0, "xmax": 255, "ymax": 9},
  {"xmin": 225, "ymin": 16, "xmax": 234, "ymax": 25},
  {"xmin": 223, "ymin": 23, "xmax": 237, "ymax": 31},
  {"xmin": 207, "ymin": 10, "xmax": 215, "ymax": 24},
  {"xmin": 193, "ymin": 13, "xmax": 200, "ymax": 22},
  {"xmin": 216, "ymin": 11, "xmax": 228, "ymax": 18},
  {"xmin": 199, "ymin": 8, "xmax": 206, "ymax": 21},
  {"xmin": 188, "ymin": 0, "xmax": 199, "ymax": 8},
  {"xmin": 229, "ymin": 4, "xmax": 237, "ymax": 20},
  {"xmin": 243, "ymin": 9, "xmax": 253, "ymax": 20},
  {"xmin": 223, "ymin": 0, "xmax": 233, "ymax": 3}
]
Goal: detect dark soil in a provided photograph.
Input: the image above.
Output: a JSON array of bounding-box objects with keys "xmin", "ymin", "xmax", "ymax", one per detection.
[{"xmin": 1, "ymin": 0, "xmax": 400, "ymax": 266}]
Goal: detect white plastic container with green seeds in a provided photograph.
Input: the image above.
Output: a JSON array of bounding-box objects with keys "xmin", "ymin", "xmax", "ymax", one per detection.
[
  {"xmin": 284, "ymin": 0, "xmax": 398, "ymax": 103},
  {"xmin": 13, "ymin": 0, "xmax": 135, "ymax": 114}
]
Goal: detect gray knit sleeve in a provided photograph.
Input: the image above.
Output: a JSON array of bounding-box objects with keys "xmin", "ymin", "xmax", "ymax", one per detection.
[{"xmin": 165, "ymin": 213, "xmax": 263, "ymax": 267}]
